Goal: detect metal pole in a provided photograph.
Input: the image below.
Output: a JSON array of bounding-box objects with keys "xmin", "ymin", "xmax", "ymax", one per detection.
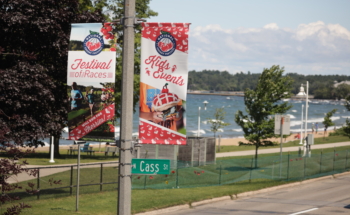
[
  {"xmin": 118, "ymin": 0, "xmax": 135, "ymax": 214},
  {"xmin": 197, "ymin": 107, "xmax": 201, "ymax": 138},
  {"xmin": 176, "ymin": 165, "xmax": 179, "ymax": 188},
  {"xmin": 299, "ymin": 105, "xmax": 304, "ymax": 145},
  {"xmin": 70, "ymin": 166, "xmax": 73, "ymax": 195},
  {"xmin": 76, "ymin": 147, "xmax": 80, "ymax": 212},
  {"xmin": 279, "ymin": 116, "xmax": 284, "ymax": 178},
  {"xmin": 304, "ymin": 81, "xmax": 309, "ymax": 157},
  {"xmin": 303, "ymin": 157, "xmax": 306, "ymax": 179},
  {"xmin": 219, "ymin": 164, "xmax": 222, "ymax": 185},
  {"xmin": 37, "ymin": 169, "xmax": 40, "ymax": 200},
  {"xmin": 333, "ymin": 147, "xmax": 335, "ymax": 173},
  {"xmin": 100, "ymin": 163, "xmax": 103, "ymax": 192},
  {"xmin": 287, "ymin": 152, "xmax": 290, "ymax": 181},
  {"xmin": 49, "ymin": 136, "xmax": 55, "ymax": 163},
  {"xmin": 319, "ymin": 150, "xmax": 323, "ymax": 174},
  {"xmin": 249, "ymin": 156, "xmax": 254, "ymax": 183},
  {"xmin": 346, "ymin": 149, "xmax": 349, "ymax": 170}
]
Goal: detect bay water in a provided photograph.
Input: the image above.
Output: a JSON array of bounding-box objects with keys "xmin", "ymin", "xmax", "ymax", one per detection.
[{"xmin": 57, "ymin": 94, "xmax": 349, "ymax": 146}]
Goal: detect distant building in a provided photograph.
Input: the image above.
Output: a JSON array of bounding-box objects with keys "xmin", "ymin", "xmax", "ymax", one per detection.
[{"xmin": 334, "ymin": 80, "xmax": 350, "ymax": 88}]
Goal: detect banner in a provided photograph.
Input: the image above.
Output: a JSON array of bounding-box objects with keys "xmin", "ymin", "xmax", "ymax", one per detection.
[
  {"xmin": 139, "ymin": 23, "xmax": 190, "ymax": 145},
  {"xmin": 67, "ymin": 23, "xmax": 116, "ymax": 140}
]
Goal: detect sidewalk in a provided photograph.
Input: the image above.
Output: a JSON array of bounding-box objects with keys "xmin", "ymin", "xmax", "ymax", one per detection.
[
  {"xmin": 216, "ymin": 141, "xmax": 350, "ymax": 157},
  {"xmin": 6, "ymin": 162, "xmax": 119, "ymax": 184}
]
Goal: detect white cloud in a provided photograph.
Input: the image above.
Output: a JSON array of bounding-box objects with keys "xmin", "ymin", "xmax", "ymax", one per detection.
[
  {"xmin": 264, "ymin": 23, "xmax": 279, "ymax": 30},
  {"xmin": 189, "ymin": 21, "xmax": 350, "ymax": 75}
]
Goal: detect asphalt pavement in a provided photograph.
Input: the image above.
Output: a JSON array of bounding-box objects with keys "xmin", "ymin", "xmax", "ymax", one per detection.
[{"xmin": 151, "ymin": 172, "xmax": 350, "ymax": 215}]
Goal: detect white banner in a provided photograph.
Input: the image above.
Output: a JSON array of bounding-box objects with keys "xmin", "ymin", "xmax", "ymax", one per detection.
[{"xmin": 67, "ymin": 23, "xmax": 116, "ymax": 140}]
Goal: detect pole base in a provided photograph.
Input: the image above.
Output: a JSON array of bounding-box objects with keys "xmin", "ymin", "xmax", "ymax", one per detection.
[{"xmin": 49, "ymin": 160, "xmax": 55, "ymax": 163}]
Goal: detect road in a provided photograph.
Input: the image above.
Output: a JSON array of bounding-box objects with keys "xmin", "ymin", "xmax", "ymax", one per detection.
[{"xmin": 162, "ymin": 174, "xmax": 350, "ymax": 215}]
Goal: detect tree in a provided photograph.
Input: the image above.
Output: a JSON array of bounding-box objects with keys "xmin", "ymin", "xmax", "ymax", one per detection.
[
  {"xmin": 322, "ymin": 109, "xmax": 337, "ymax": 137},
  {"xmin": 0, "ymin": 0, "xmax": 105, "ymax": 152},
  {"xmin": 207, "ymin": 108, "xmax": 230, "ymax": 138},
  {"xmin": 343, "ymin": 95, "xmax": 350, "ymax": 139},
  {"xmin": 235, "ymin": 65, "xmax": 293, "ymax": 166},
  {"xmin": 0, "ymin": 0, "xmax": 104, "ymax": 213},
  {"xmin": 345, "ymin": 95, "xmax": 350, "ymax": 111},
  {"xmin": 0, "ymin": 145, "xmax": 37, "ymax": 214},
  {"xmin": 334, "ymin": 83, "xmax": 350, "ymax": 100}
]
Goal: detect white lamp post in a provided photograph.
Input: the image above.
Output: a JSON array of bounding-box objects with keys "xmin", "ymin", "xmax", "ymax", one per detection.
[
  {"xmin": 299, "ymin": 104, "xmax": 304, "ymax": 145},
  {"xmin": 49, "ymin": 136, "xmax": 55, "ymax": 163},
  {"xmin": 203, "ymin": 100, "xmax": 208, "ymax": 110},
  {"xmin": 297, "ymin": 81, "xmax": 309, "ymax": 156},
  {"xmin": 197, "ymin": 101, "xmax": 209, "ymax": 138}
]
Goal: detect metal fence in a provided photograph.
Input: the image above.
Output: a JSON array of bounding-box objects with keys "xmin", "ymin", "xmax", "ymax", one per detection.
[{"xmin": 6, "ymin": 149, "xmax": 350, "ymax": 201}]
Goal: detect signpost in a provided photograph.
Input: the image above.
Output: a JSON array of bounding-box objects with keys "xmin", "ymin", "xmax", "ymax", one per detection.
[
  {"xmin": 132, "ymin": 159, "xmax": 170, "ymax": 175},
  {"xmin": 274, "ymin": 115, "xmax": 290, "ymax": 178}
]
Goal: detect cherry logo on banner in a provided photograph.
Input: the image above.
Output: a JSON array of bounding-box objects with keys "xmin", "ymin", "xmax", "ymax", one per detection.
[
  {"xmin": 142, "ymin": 23, "xmax": 189, "ymax": 53},
  {"xmin": 155, "ymin": 30, "xmax": 176, "ymax": 56},
  {"xmin": 83, "ymin": 30, "xmax": 104, "ymax": 56}
]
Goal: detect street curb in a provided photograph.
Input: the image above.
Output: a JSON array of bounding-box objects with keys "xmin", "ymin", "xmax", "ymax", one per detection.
[
  {"xmin": 135, "ymin": 204, "xmax": 189, "ymax": 215},
  {"xmin": 134, "ymin": 171, "xmax": 350, "ymax": 215},
  {"xmin": 191, "ymin": 196, "xmax": 232, "ymax": 207}
]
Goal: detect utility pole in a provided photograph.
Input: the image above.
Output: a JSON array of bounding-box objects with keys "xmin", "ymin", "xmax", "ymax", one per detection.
[{"xmin": 117, "ymin": 0, "xmax": 135, "ymax": 214}]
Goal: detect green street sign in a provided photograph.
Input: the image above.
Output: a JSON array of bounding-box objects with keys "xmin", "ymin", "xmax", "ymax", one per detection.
[{"xmin": 132, "ymin": 159, "xmax": 170, "ymax": 175}]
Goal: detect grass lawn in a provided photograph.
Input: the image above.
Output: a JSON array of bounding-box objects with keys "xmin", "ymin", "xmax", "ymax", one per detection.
[
  {"xmin": 216, "ymin": 135, "xmax": 350, "ymax": 153},
  {"xmin": 2, "ymin": 135, "xmax": 349, "ymax": 215},
  {"xmin": 1, "ymin": 179, "xmax": 291, "ymax": 215},
  {"xmin": 217, "ymin": 145, "xmax": 350, "ymax": 160},
  {"xmin": 1, "ymin": 135, "xmax": 348, "ymax": 165},
  {"xmin": 1, "ymin": 148, "xmax": 119, "ymax": 165}
]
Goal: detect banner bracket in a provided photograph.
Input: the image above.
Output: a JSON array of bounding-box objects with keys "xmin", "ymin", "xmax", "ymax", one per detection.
[
  {"xmin": 119, "ymin": 174, "xmax": 132, "ymax": 178},
  {"xmin": 120, "ymin": 147, "xmax": 133, "ymax": 152},
  {"xmin": 113, "ymin": 17, "xmax": 146, "ymax": 27}
]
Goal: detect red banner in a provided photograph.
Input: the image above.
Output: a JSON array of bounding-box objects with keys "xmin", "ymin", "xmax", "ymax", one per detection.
[
  {"xmin": 69, "ymin": 104, "xmax": 115, "ymax": 140},
  {"xmin": 139, "ymin": 23, "xmax": 190, "ymax": 145}
]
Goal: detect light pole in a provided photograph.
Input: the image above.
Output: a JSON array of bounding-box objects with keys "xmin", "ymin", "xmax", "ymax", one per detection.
[
  {"xmin": 197, "ymin": 101, "xmax": 209, "ymax": 138},
  {"xmin": 49, "ymin": 136, "xmax": 55, "ymax": 163},
  {"xmin": 203, "ymin": 100, "xmax": 208, "ymax": 110},
  {"xmin": 297, "ymin": 81, "xmax": 309, "ymax": 156},
  {"xmin": 299, "ymin": 104, "xmax": 304, "ymax": 145},
  {"xmin": 74, "ymin": 140, "xmax": 86, "ymax": 212}
]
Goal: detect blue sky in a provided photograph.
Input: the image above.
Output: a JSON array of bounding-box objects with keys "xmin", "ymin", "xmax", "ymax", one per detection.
[{"xmin": 148, "ymin": 0, "xmax": 350, "ymax": 75}]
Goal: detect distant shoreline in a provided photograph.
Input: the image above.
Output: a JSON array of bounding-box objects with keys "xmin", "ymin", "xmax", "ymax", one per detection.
[{"xmin": 188, "ymin": 91, "xmax": 315, "ymax": 99}]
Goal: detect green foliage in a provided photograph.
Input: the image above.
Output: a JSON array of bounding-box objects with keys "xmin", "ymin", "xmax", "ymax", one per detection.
[
  {"xmin": 0, "ymin": 0, "xmax": 105, "ymax": 144},
  {"xmin": 345, "ymin": 95, "xmax": 350, "ymax": 111},
  {"xmin": 322, "ymin": 109, "xmax": 337, "ymax": 129},
  {"xmin": 343, "ymin": 118, "xmax": 350, "ymax": 139},
  {"xmin": 188, "ymin": 71, "xmax": 350, "ymax": 100},
  {"xmin": 188, "ymin": 70, "xmax": 260, "ymax": 91},
  {"xmin": 342, "ymin": 96, "xmax": 350, "ymax": 138},
  {"xmin": 207, "ymin": 108, "xmax": 230, "ymax": 138},
  {"xmin": 235, "ymin": 65, "xmax": 293, "ymax": 160}
]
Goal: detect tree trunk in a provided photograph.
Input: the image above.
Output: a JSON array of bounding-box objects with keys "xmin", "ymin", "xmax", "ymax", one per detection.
[{"xmin": 53, "ymin": 134, "xmax": 61, "ymax": 157}]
